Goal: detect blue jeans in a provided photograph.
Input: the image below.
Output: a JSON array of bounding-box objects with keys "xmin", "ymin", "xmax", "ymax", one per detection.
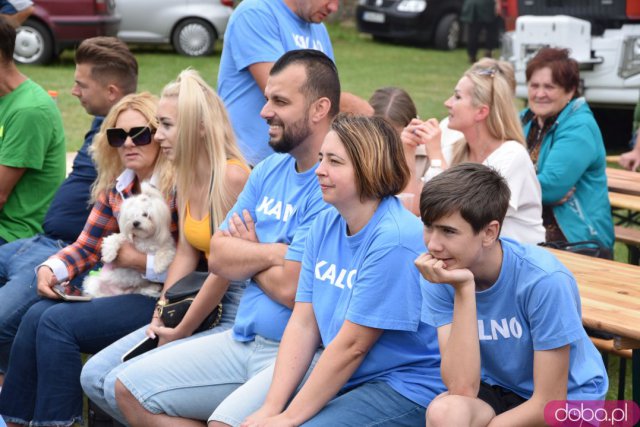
[
  {"xmin": 0, "ymin": 235, "xmax": 87, "ymax": 373},
  {"xmin": 118, "ymin": 330, "xmax": 281, "ymax": 423},
  {"xmin": 81, "ymin": 280, "xmax": 247, "ymax": 424},
  {"xmin": 0, "ymin": 294, "xmax": 155, "ymax": 426}
]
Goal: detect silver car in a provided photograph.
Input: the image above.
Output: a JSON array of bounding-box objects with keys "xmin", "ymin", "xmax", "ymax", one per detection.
[{"xmin": 116, "ymin": 0, "xmax": 233, "ymax": 56}]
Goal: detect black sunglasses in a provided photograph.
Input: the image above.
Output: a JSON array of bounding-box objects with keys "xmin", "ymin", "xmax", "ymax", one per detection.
[{"xmin": 106, "ymin": 126, "xmax": 154, "ymax": 148}]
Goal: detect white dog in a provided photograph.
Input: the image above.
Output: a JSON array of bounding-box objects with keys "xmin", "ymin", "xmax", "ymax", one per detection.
[{"xmin": 83, "ymin": 182, "xmax": 175, "ymax": 298}]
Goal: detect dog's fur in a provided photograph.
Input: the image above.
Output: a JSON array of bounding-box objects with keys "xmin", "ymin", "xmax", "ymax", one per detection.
[{"xmin": 83, "ymin": 182, "xmax": 175, "ymax": 298}]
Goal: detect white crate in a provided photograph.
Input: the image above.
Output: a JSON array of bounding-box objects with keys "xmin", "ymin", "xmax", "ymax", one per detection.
[{"xmin": 515, "ymin": 15, "xmax": 592, "ymax": 62}]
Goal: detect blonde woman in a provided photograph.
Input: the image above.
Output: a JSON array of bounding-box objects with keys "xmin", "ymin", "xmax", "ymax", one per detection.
[
  {"xmin": 402, "ymin": 59, "xmax": 545, "ymax": 244},
  {"xmin": 0, "ymin": 92, "xmax": 177, "ymax": 427},
  {"xmin": 81, "ymin": 69, "xmax": 250, "ymax": 423}
]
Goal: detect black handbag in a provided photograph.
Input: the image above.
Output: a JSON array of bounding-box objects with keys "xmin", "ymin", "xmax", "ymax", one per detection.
[
  {"xmin": 158, "ymin": 271, "xmax": 222, "ymax": 333},
  {"xmin": 156, "ymin": 177, "xmax": 222, "ymax": 333},
  {"xmin": 539, "ymin": 240, "xmax": 611, "ymax": 260}
]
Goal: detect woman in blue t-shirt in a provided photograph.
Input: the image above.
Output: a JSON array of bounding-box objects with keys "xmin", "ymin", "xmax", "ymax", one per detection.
[{"xmin": 242, "ymin": 114, "xmax": 444, "ymax": 426}]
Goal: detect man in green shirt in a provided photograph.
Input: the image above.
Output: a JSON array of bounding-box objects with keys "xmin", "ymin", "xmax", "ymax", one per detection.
[{"xmin": 0, "ymin": 16, "xmax": 65, "ymax": 244}]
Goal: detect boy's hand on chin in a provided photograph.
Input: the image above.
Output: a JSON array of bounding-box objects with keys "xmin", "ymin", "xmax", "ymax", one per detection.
[{"xmin": 415, "ymin": 253, "xmax": 474, "ymax": 290}]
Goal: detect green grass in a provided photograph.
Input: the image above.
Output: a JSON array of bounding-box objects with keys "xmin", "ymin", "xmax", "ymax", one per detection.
[{"xmin": 21, "ymin": 22, "xmax": 470, "ymax": 152}]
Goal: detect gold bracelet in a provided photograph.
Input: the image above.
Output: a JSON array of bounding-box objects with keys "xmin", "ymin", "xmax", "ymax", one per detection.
[{"xmin": 155, "ymin": 298, "xmax": 167, "ymax": 317}]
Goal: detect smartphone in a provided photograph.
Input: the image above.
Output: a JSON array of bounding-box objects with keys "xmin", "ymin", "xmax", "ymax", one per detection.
[
  {"xmin": 121, "ymin": 336, "xmax": 159, "ymax": 362},
  {"xmin": 52, "ymin": 284, "xmax": 92, "ymax": 302}
]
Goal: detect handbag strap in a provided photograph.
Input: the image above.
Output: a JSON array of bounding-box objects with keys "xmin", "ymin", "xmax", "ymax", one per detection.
[{"xmin": 208, "ymin": 173, "xmax": 215, "ymax": 237}]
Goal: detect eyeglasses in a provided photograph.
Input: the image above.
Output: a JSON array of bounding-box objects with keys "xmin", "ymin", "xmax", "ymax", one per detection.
[
  {"xmin": 475, "ymin": 67, "xmax": 497, "ymax": 107},
  {"xmin": 106, "ymin": 126, "xmax": 154, "ymax": 147}
]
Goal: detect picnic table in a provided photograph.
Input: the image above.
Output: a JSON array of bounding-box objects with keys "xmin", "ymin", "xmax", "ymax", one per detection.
[
  {"xmin": 607, "ymin": 168, "xmax": 640, "ymax": 197},
  {"xmin": 549, "ymin": 248, "xmax": 640, "ymax": 408}
]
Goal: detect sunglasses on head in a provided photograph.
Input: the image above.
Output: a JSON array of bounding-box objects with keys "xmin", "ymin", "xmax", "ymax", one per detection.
[{"xmin": 106, "ymin": 126, "xmax": 154, "ymax": 147}]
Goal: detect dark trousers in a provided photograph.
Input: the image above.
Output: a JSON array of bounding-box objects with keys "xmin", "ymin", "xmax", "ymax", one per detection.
[{"xmin": 467, "ymin": 19, "xmax": 500, "ymax": 60}]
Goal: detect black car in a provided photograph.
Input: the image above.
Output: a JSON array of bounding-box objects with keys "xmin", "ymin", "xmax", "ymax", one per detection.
[{"xmin": 356, "ymin": 0, "xmax": 463, "ymax": 50}]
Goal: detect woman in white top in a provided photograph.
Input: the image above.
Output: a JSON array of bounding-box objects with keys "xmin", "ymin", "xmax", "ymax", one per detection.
[{"xmin": 402, "ymin": 58, "xmax": 545, "ymax": 244}]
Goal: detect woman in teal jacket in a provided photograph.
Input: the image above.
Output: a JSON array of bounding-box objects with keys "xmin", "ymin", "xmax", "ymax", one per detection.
[{"xmin": 521, "ymin": 47, "xmax": 614, "ymax": 252}]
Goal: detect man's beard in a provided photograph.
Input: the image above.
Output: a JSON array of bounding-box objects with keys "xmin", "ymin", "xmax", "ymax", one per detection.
[{"xmin": 268, "ymin": 112, "xmax": 311, "ymax": 154}]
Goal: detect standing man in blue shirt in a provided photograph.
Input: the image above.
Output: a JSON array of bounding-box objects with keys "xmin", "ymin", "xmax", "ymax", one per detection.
[
  {"xmin": 218, "ymin": 0, "xmax": 372, "ymax": 166},
  {"xmin": 417, "ymin": 163, "xmax": 608, "ymax": 426},
  {"xmin": 0, "ymin": 36, "xmax": 138, "ymax": 386},
  {"xmin": 114, "ymin": 49, "xmax": 339, "ymax": 427}
]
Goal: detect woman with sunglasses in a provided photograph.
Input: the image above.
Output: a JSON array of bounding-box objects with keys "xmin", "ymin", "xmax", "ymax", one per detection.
[
  {"xmin": 402, "ymin": 58, "xmax": 545, "ymax": 245},
  {"xmin": 80, "ymin": 69, "xmax": 250, "ymax": 422},
  {"xmin": 0, "ymin": 92, "xmax": 177, "ymax": 427}
]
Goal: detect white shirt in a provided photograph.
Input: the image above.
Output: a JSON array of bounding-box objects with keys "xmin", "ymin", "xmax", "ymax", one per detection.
[{"xmin": 484, "ymin": 141, "xmax": 546, "ymax": 245}]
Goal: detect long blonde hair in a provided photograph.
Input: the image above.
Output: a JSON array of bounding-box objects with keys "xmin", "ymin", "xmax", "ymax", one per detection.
[
  {"xmin": 89, "ymin": 92, "xmax": 174, "ymax": 202},
  {"xmin": 450, "ymin": 58, "xmax": 525, "ymax": 165},
  {"xmin": 161, "ymin": 69, "xmax": 245, "ymax": 238}
]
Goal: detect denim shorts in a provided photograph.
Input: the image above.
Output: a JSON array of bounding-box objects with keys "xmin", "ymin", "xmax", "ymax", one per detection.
[{"xmin": 302, "ymin": 381, "xmax": 426, "ymax": 427}]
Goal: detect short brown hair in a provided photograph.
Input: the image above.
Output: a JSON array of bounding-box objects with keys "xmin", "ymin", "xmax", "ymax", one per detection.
[
  {"xmin": 75, "ymin": 37, "xmax": 138, "ymax": 94},
  {"xmin": 270, "ymin": 49, "xmax": 341, "ymax": 118},
  {"xmin": 420, "ymin": 163, "xmax": 510, "ymax": 234},
  {"xmin": 330, "ymin": 113, "xmax": 409, "ymax": 200},
  {"xmin": 0, "ymin": 16, "xmax": 15, "ymax": 64},
  {"xmin": 525, "ymin": 47, "xmax": 580, "ymax": 97},
  {"xmin": 369, "ymin": 86, "xmax": 417, "ymax": 130}
]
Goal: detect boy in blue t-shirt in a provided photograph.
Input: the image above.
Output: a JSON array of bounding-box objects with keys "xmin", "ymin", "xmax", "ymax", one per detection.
[{"xmin": 417, "ymin": 163, "xmax": 608, "ymax": 426}]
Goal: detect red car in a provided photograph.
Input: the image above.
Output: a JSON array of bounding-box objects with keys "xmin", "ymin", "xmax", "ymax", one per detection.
[{"xmin": 14, "ymin": 0, "xmax": 120, "ymax": 65}]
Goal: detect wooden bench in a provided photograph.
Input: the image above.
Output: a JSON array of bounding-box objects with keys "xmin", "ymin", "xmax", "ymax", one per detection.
[
  {"xmin": 614, "ymin": 225, "xmax": 640, "ymax": 264},
  {"xmin": 591, "ymin": 336, "xmax": 632, "ymax": 401},
  {"xmin": 609, "ymin": 192, "xmax": 640, "ymax": 226},
  {"xmin": 606, "ymin": 155, "xmax": 621, "ymax": 164}
]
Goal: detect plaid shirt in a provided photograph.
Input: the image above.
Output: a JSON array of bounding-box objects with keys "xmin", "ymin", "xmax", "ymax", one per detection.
[{"xmin": 49, "ymin": 173, "xmax": 178, "ymax": 281}]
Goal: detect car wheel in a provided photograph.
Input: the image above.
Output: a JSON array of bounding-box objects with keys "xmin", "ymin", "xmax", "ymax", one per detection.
[
  {"xmin": 172, "ymin": 18, "xmax": 216, "ymax": 57},
  {"xmin": 433, "ymin": 14, "xmax": 460, "ymax": 51},
  {"xmin": 14, "ymin": 19, "xmax": 54, "ymax": 65}
]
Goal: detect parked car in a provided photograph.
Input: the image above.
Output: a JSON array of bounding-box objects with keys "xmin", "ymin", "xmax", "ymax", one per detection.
[
  {"xmin": 14, "ymin": 0, "xmax": 120, "ymax": 65},
  {"xmin": 356, "ymin": 0, "xmax": 464, "ymax": 50},
  {"xmin": 116, "ymin": 0, "xmax": 233, "ymax": 57}
]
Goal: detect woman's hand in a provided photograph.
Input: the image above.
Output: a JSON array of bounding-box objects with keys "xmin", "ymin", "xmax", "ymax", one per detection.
[
  {"xmin": 148, "ymin": 322, "xmax": 190, "ymax": 347},
  {"xmin": 36, "ymin": 266, "xmax": 61, "ymax": 300},
  {"xmin": 111, "ymin": 241, "xmax": 146, "ymax": 272},
  {"xmin": 401, "ymin": 118, "xmax": 426, "ymax": 154},
  {"xmin": 146, "ymin": 315, "xmax": 164, "ymax": 339},
  {"xmin": 417, "ymin": 118, "xmax": 443, "ymax": 157},
  {"xmin": 554, "ymin": 186, "xmax": 575, "ymax": 205}
]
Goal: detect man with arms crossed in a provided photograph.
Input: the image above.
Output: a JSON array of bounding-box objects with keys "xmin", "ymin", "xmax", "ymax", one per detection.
[
  {"xmin": 416, "ymin": 163, "xmax": 608, "ymax": 427},
  {"xmin": 0, "ymin": 36, "xmax": 138, "ymax": 386},
  {"xmin": 113, "ymin": 49, "xmax": 339, "ymax": 427},
  {"xmin": 218, "ymin": 0, "xmax": 371, "ymax": 165}
]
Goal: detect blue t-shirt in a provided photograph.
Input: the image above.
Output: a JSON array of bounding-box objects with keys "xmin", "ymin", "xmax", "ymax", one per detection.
[
  {"xmin": 0, "ymin": 0, "xmax": 32, "ymax": 13},
  {"xmin": 297, "ymin": 197, "xmax": 445, "ymax": 407},
  {"xmin": 421, "ymin": 238, "xmax": 608, "ymax": 400},
  {"xmin": 220, "ymin": 153, "xmax": 328, "ymax": 342},
  {"xmin": 217, "ymin": 0, "xmax": 334, "ymax": 166},
  {"xmin": 42, "ymin": 117, "xmax": 101, "ymax": 244}
]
